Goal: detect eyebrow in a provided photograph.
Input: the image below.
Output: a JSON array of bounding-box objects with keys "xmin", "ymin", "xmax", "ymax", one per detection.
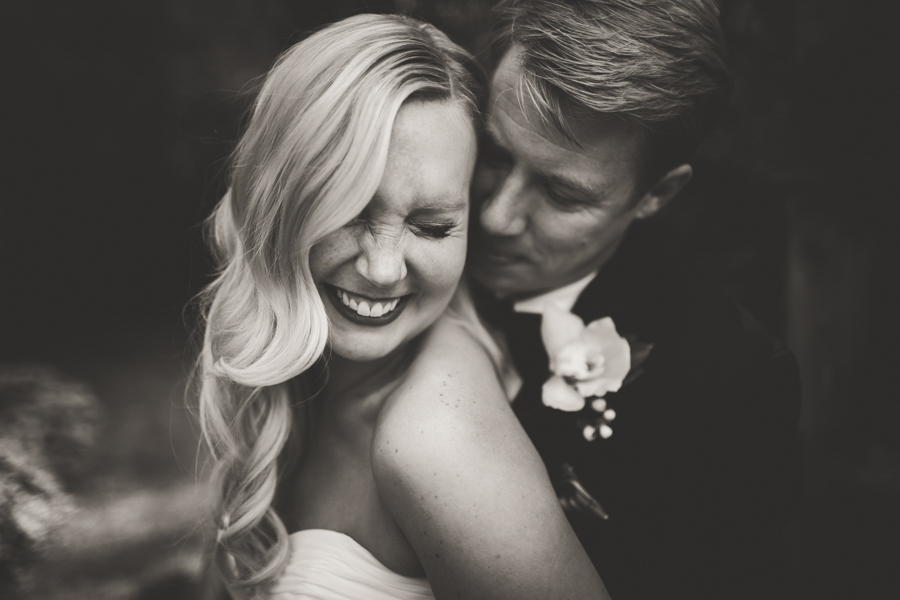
[
  {"xmin": 542, "ymin": 173, "xmax": 602, "ymax": 199},
  {"xmin": 408, "ymin": 198, "xmax": 468, "ymax": 216},
  {"xmin": 483, "ymin": 120, "xmax": 604, "ymax": 200}
]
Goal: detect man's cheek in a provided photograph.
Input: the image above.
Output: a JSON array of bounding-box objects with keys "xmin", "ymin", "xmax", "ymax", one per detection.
[{"xmin": 541, "ymin": 219, "xmax": 597, "ymax": 252}]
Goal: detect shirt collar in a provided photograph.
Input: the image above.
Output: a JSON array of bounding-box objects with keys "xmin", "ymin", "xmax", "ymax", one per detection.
[{"xmin": 513, "ymin": 271, "xmax": 598, "ymax": 315}]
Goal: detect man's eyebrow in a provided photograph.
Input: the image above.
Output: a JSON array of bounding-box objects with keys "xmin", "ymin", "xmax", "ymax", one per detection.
[{"xmin": 541, "ymin": 171, "xmax": 604, "ymax": 199}]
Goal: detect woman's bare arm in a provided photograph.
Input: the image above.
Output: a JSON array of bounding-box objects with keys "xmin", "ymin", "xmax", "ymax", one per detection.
[{"xmin": 372, "ymin": 320, "xmax": 611, "ymax": 600}]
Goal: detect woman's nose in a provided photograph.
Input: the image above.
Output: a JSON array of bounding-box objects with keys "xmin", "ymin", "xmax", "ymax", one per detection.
[
  {"xmin": 478, "ymin": 168, "xmax": 528, "ymax": 237},
  {"xmin": 355, "ymin": 234, "xmax": 408, "ymax": 288}
]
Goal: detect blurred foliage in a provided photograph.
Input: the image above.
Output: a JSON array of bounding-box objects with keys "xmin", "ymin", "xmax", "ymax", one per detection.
[{"xmin": 0, "ymin": 366, "xmax": 100, "ymax": 595}]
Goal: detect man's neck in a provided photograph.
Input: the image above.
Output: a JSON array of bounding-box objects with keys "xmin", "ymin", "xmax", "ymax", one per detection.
[
  {"xmin": 513, "ymin": 270, "xmax": 598, "ymax": 315},
  {"xmin": 509, "ymin": 228, "xmax": 631, "ymax": 311}
]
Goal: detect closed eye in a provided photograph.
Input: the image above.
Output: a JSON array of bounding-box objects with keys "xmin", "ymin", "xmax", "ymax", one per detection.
[
  {"xmin": 345, "ymin": 207, "xmax": 368, "ymax": 228},
  {"xmin": 542, "ymin": 180, "xmax": 596, "ymax": 211},
  {"xmin": 411, "ymin": 221, "xmax": 457, "ymax": 239}
]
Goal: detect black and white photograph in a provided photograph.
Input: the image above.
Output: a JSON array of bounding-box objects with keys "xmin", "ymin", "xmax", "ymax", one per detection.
[{"xmin": 1, "ymin": 1, "xmax": 897, "ymax": 599}]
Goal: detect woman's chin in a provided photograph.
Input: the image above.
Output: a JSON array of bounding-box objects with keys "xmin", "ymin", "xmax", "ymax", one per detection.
[
  {"xmin": 327, "ymin": 315, "xmax": 432, "ymax": 363},
  {"xmin": 331, "ymin": 342, "xmax": 399, "ymax": 362},
  {"xmin": 325, "ymin": 317, "xmax": 404, "ymax": 363}
]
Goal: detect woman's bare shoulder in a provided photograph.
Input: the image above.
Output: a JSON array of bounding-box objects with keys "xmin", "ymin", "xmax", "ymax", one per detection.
[
  {"xmin": 371, "ymin": 317, "xmax": 607, "ymax": 599},
  {"xmin": 373, "ymin": 316, "xmax": 512, "ymax": 457},
  {"xmin": 371, "ymin": 314, "xmax": 534, "ymax": 505}
]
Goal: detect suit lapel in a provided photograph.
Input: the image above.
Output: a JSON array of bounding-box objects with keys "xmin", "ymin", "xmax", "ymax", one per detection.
[
  {"xmin": 511, "ymin": 224, "xmax": 666, "ymax": 469},
  {"xmin": 571, "ymin": 222, "xmax": 660, "ymax": 337}
]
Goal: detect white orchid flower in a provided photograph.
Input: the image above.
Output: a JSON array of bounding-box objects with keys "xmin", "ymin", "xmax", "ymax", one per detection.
[{"xmin": 539, "ymin": 305, "xmax": 631, "ymax": 412}]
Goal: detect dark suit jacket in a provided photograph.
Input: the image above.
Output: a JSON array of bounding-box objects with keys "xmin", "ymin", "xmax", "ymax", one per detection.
[{"xmin": 499, "ymin": 223, "xmax": 803, "ymax": 599}]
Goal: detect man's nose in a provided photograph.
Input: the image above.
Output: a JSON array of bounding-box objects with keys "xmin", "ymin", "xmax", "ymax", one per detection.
[
  {"xmin": 478, "ymin": 168, "xmax": 528, "ymax": 237},
  {"xmin": 355, "ymin": 233, "xmax": 408, "ymax": 288}
]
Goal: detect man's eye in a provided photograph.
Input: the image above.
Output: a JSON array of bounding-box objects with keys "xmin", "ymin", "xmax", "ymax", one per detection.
[
  {"xmin": 544, "ymin": 185, "xmax": 589, "ymax": 211},
  {"xmin": 412, "ymin": 222, "xmax": 456, "ymax": 239}
]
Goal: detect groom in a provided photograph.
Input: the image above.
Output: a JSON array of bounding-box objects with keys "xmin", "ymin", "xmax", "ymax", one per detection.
[{"xmin": 469, "ymin": 1, "xmax": 802, "ymax": 598}]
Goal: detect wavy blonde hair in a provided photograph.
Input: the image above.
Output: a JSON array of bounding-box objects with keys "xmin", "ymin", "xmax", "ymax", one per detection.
[{"xmin": 195, "ymin": 14, "xmax": 484, "ymax": 598}]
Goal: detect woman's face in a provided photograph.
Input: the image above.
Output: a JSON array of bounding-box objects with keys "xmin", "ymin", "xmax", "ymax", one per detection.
[{"xmin": 310, "ymin": 99, "xmax": 477, "ymax": 362}]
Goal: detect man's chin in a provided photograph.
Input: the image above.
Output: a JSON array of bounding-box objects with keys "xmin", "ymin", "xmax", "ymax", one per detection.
[{"xmin": 470, "ymin": 260, "xmax": 538, "ymax": 299}]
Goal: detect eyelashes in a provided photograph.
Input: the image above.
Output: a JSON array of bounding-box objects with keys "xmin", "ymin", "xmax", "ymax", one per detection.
[
  {"xmin": 345, "ymin": 217, "xmax": 458, "ymax": 240},
  {"xmin": 412, "ymin": 221, "xmax": 457, "ymax": 240},
  {"xmin": 543, "ymin": 182, "xmax": 592, "ymax": 211}
]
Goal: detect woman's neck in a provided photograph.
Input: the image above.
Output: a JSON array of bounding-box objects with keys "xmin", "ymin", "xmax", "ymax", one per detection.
[{"xmin": 319, "ymin": 342, "xmax": 416, "ymax": 408}]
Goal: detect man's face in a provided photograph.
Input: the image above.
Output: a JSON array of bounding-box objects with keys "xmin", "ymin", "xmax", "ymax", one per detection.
[{"xmin": 470, "ymin": 46, "xmax": 659, "ymax": 299}]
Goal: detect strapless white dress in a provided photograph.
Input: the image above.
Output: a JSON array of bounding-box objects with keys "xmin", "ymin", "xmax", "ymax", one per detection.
[{"xmin": 266, "ymin": 529, "xmax": 435, "ymax": 600}]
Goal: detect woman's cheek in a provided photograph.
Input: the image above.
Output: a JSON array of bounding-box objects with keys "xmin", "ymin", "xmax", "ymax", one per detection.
[
  {"xmin": 309, "ymin": 229, "xmax": 354, "ymax": 280},
  {"xmin": 416, "ymin": 237, "xmax": 467, "ymax": 297},
  {"xmin": 438, "ymin": 237, "xmax": 469, "ymax": 292}
]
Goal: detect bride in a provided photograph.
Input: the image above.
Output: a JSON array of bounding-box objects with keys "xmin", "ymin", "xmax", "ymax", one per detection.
[{"xmin": 196, "ymin": 13, "xmax": 609, "ymax": 600}]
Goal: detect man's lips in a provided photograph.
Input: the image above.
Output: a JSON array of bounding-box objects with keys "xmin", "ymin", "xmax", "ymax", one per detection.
[
  {"xmin": 478, "ymin": 242, "xmax": 529, "ymax": 266},
  {"xmin": 474, "ymin": 233, "xmax": 531, "ymax": 265},
  {"xmin": 484, "ymin": 250, "xmax": 523, "ymax": 265}
]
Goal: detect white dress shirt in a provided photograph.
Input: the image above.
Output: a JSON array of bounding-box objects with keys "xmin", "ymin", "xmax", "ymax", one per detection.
[
  {"xmin": 513, "ymin": 271, "xmax": 599, "ymax": 315},
  {"xmin": 495, "ymin": 271, "xmax": 599, "ymax": 401}
]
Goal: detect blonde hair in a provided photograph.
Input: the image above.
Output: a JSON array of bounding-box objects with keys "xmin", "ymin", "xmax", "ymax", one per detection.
[{"xmin": 195, "ymin": 14, "xmax": 483, "ymax": 598}]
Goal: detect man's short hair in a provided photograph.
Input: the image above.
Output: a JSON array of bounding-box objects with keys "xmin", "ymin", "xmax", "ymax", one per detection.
[{"xmin": 493, "ymin": 0, "xmax": 732, "ymax": 182}]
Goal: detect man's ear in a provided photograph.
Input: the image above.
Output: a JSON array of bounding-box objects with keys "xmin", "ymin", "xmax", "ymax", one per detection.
[{"xmin": 634, "ymin": 163, "xmax": 693, "ymax": 219}]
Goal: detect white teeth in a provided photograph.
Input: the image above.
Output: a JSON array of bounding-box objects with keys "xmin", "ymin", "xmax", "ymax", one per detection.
[{"xmin": 333, "ymin": 286, "xmax": 403, "ymax": 318}]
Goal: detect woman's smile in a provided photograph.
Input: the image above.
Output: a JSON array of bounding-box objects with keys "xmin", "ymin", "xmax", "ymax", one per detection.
[{"xmin": 325, "ymin": 284, "xmax": 411, "ymax": 327}]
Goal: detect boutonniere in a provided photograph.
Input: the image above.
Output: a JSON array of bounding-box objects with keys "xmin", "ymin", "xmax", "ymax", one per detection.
[{"xmin": 540, "ymin": 305, "xmax": 653, "ymax": 441}]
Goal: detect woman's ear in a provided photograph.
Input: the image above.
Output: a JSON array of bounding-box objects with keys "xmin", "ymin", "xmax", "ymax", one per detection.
[{"xmin": 635, "ymin": 163, "xmax": 693, "ymax": 219}]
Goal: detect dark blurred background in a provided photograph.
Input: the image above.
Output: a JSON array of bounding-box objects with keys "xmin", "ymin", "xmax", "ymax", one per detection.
[{"xmin": 0, "ymin": 0, "xmax": 897, "ymax": 598}]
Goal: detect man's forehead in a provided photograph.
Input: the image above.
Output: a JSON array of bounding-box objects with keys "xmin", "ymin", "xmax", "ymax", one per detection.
[{"xmin": 489, "ymin": 45, "xmax": 640, "ymax": 163}]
